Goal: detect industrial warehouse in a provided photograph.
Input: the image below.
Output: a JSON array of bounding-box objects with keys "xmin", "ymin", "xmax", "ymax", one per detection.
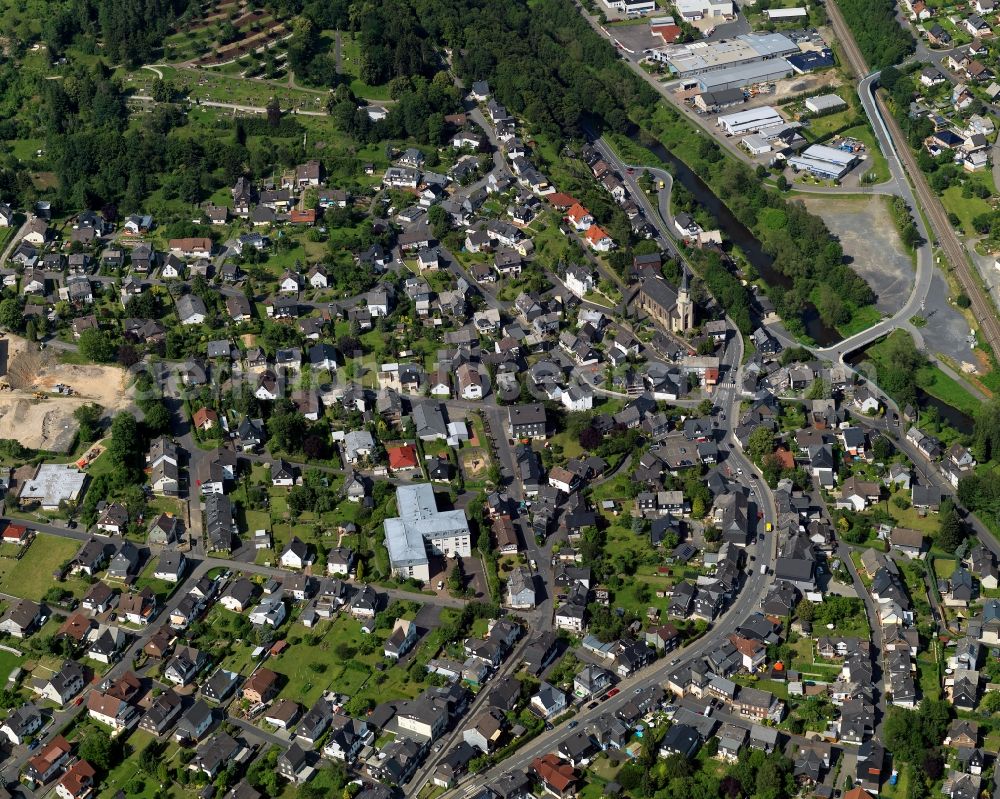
[
  {"xmin": 717, "ymin": 106, "xmax": 785, "ymax": 136},
  {"xmin": 662, "ymin": 32, "xmax": 799, "ymax": 78},
  {"xmin": 804, "ymin": 93, "xmax": 848, "ymax": 114},
  {"xmin": 787, "ymin": 144, "xmax": 859, "ymax": 179}
]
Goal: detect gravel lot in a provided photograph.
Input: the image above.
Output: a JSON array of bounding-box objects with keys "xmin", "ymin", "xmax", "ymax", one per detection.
[{"xmin": 800, "ymin": 196, "xmax": 913, "ymax": 315}]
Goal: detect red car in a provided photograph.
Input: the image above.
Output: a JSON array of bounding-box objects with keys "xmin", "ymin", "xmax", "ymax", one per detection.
[{"xmin": 606, "ymin": 688, "xmax": 620, "ymax": 698}]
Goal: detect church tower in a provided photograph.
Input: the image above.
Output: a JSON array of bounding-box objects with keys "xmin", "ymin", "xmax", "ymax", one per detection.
[{"xmin": 674, "ymin": 267, "xmax": 694, "ymax": 332}]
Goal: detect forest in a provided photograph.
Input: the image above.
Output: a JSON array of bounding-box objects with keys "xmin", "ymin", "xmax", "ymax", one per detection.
[
  {"xmin": 43, "ymin": 0, "xmax": 195, "ymax": 65},
  {"xmin": 836, "ymin": 0, "xmax": 915, "ymax": 70}
]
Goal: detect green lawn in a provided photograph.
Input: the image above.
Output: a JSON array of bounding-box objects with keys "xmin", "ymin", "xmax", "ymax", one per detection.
[
  {"xmin": 0, "ymin": 649, "xmax": 24, "ymax": 683},
  {"xmin": 880, "ymin": 765, "xmax": 910, "ymax": 799},
  {"xmin": 932, "ymin": 557, "xmax": 957, "ymax": 581},
  {"xmin": 96, "ymin": 730, "xmax": 181, "ymax": 799},
  {"xmin": 788, "ymin": 638, "xmax": 842, "ymax": 682},
  {"xmin": 941, "ymin": 171, "xmax": 996, "ymax": 235},
  {"xmin": 339, "ymin": 32, "xmax": 393, "ymax": 100},
  {"xmin": 879, "ymin": 495, "xmax": 941, "ymax": 535},
  {"xmin": 917, "ymin": 651, "xmax": 941, "ymax": 700},
  {"xmin": 544, "ymin": 432, "xmax": 584, "ymax": 461},
  {"xmin": 133, "ymin": 559, "xmax": 181, "ymax": 604},
  {"xmin": 270, "ymin": 613, "xmax": 425, "ymax": 708},
  {"xmin": 9, "ymin": 138, "xmax": 44, "ymax": 161},
  {"xmin": 802, "ymin": 108, "xmax": 854, "ymax": 140},
  {"xmin": 0, "ymin": 534, "xmax": 81, "ymax": 600},
  {"xmin": 915, "ymin": 364, "xmax": 982, "ymax": 417}
]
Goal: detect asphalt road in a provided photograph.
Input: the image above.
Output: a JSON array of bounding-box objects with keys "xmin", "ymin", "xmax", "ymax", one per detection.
[
  {"xmin": 825, "ymin": 0, "xmax": 1000, "ymax": 364},
  {"xmin": 441, "ymin": 116, "xmax": 779, "ymax": 799}
]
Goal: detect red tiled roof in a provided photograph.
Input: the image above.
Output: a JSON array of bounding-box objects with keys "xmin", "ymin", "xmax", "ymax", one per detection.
[
  {"xmin": 388, "ymin": 444, "xmax": 418, "ymax": 470},
  {"xmin": 168, "ymin": 237, "xmax": 211, "ymax": 252},
  {"xmin": 585, "ymin": 225, "xmax": 609, "ymax": 244},
  {"xmin": 2, "ymin": 523, "xmax": 27, "ymax": 541},
  {"xmin": 28, "ymin": 735, "xmax": 71, "ymax": 778},
  {"xmin": 566, "ymin": 203, "xmax": 591, "ymax": 223},
  {"xmin": 192, "ymin": 407, "xmax": 218, "ymax": 429},
  {"xmin": 58, "ymin": 612, "xmax": 93, "ymax": 642},
  {"xmin": 58, "ymin": 759, "xmax": 96, "ymax": 799},
  {"xmin": 652, "ymin": 23, "xmax": 682, "ymax": 42},
  {"xmin": 547, "ymin": 192, "xmax": 577, "ymax": 209},
  {"xmin": 772, "ymin": 447, "xmax": 795, "ymax": 469},
  {"xmin": 532, "ymin": 754, "xmax": 576, "ymax": 793}
]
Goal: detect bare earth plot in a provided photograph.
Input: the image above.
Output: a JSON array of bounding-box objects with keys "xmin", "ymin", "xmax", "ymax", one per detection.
[
  {"xmin": 800, "ymin": 196, "xmax": 913, "ymax": 315},
  {"xmin": 0, "ymin": 336, "xmax": 133, "ymax": 452}
]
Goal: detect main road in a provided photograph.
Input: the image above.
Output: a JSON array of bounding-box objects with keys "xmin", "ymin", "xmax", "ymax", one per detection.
[{"xmin": 441, "ymin": 110, "xmax": 782, "ymax": 799}]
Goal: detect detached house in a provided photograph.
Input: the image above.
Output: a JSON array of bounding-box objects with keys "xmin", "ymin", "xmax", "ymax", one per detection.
[
  {"xmin": 0, "ymin": 599, "xmax": 42, "ymax": 638},
  {"xmin": 33, "ymin": 661, "xmax": 86, "ymax": 706}
]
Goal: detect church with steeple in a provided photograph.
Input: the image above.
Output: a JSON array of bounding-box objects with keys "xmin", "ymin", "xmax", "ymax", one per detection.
[{"xmin": 635, "ymin": 268, "xmax": 695, "ymax": 333}]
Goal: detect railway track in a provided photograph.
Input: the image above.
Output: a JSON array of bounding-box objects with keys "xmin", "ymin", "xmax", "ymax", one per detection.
[{"xmin": 827, "ymin": 0, "xmax": 1000, "ymax": 366}]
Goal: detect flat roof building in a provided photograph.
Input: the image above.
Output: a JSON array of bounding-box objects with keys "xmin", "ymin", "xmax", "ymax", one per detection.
[
  {"xmin": 787, "ymin": 144, "xmax": 858, "ymax": 180},
  {"xmin": 787, "ymin": 48, "xmax": 835, "ymax": 73},
  {"xmin": 19, "ymin": 465, "xmax": 87, "ymax": 510},
  {"xmin": 742, "ymin": 134, "xmax": 772, "ymax": 155},
  {"xmin": 697, "ymin": 59, "xmax": 794, "ymax": 91},
  {"xmin": 805, "ymin": 93, "xmax": 847, "ymax": 114},
  {"xmin": 664, "ymin": 32, "xmax": 797, "ymax": 77},
  {"xmin": 765, "ymin": 7, "xmax": 808, "ymax": 18},
  {"xmin": 676, "ymin": 0, "xmax": 734, "ymax": 19},
  {"xmin": 718, "ymin": 106, "xmax": 784, "ymax": 135},
  {"xmin": 384, "ymin": 484, "xmax": 472, "ymax": 583},
  {"xmin": 694, "ymin": 87, "xmax": 746, "ymax": 112},
  {"xmin": 603, "ymin": 0, "xmax": 657, "ymax": 13}
]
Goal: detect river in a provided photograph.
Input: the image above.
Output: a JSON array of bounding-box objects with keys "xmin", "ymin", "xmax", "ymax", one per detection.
[
  {"xmin": 844, "ymin": 350, "xmax": 975, "ymax": 434},
  {"xmin": 628, "ymin": 130, "xmax": 842, "ymax": 346},
  {"xmin": 617, "ymin": 129, "xmax": 976, "ymax": 428}
]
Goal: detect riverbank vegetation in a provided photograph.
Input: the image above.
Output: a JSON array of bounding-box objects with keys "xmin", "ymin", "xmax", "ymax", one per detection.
[
  {"xmin": 630, "ymin": 105, "xmax": 876, "ymax": 338},
  {"xmin": 861, "ymin": 330, "xmax": 980, "ymax": 421},
  {"xmin": 958, "ymin": 398, "xmax": 1000, "ymax": 537}
]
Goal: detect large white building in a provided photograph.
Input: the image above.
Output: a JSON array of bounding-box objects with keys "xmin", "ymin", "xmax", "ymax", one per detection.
[
  {"xmin": 19, "ymin": 465, "xmax": 87, "ymax": 510},
  {"xmin": 384, "ymin": 484, "xmax": 472, "ymax": 582},
  {"xmin": 664, "ymin": 32, "xmax": 797, "ymax": 78},
  {"xmin": 764, "ymin": 7, "xmax": 807, "ymax": 19},
  {"xmin": 602, "ymin": 0, "xmax": 657, "ymax": 13},
  {"xmin": 787, "ymin": 144, "xmax": 858, "ymax": 180},
  {"xmin": 804, "ymin": 94, "xmax": 847, "ymax": 114},
  {"xmin": 718, "ymin": 106, "xmax": 784, "ymax": 136},
  {"xmin": 676, "ymin": 0, "xmax": 734, "ymax": 19}
]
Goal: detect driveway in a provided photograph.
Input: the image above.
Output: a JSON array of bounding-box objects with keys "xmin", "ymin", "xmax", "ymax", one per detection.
[{"xmin": 413, "ymin": 603, "xmax": 443, "ymax": 630}]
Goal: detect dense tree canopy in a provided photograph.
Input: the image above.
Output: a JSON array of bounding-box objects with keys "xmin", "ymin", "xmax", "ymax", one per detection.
[{"xmin": 836, "ymin": 0, "xmax": 915, "ymax": 70}]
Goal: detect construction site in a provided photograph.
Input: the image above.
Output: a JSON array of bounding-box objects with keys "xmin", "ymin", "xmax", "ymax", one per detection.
[{"xmin": 0, "ymin": 336, "xmax": 133, "ymax": 453}]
